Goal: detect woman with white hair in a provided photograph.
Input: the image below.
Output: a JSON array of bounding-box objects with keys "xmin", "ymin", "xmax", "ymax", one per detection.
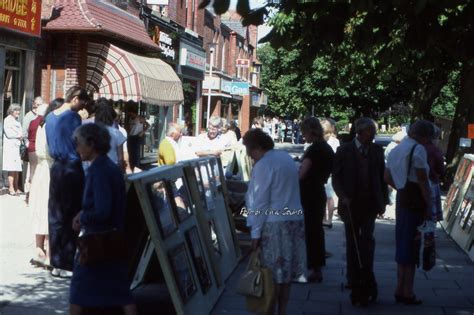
[
  {"xmin": 2, "ymin": 104, "xmax": 23, "ymax": 196},
  {"xmin": 385, "ymin": 120, "xmax": 433, "ymax": 305}
]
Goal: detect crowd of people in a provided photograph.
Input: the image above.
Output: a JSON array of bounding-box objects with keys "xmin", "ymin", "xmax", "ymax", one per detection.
[
  {"xmin": 2, "ymin": 87, "xmax": 139, "ymax": 314},
  {"xmin": 244, "ymin": 117, "xmax": 444, "ymax": 313},
  {"xmin": 2, "ymin": 86, "xmax": 446, "ymax": 313}
]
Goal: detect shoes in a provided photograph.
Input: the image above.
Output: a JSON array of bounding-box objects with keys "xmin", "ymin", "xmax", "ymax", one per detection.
[
  {"xmin": 323, "ymin": 223, "xmax": 333, "ymax": 228},
  {"xmin": 51, "ymin": 268, "xmax": 73, "ymax": 278},
  {"xmin": 8, "ymin": 191, "xmax": 17, "ymax": 196},
  {"xmin": 325, "ymin": 251, "xmax": 333, "ymax": 258},
  {"xmin": 307, "ymin": 269, "xmax": 323, "ymax": 283}
]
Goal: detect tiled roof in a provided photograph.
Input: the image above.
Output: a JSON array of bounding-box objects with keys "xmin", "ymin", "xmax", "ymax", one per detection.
[
  {"xmin": 221, "ymin": 19, "xmax": 247, "ymax": 39},
  {"xmin": 43, "ymin": 0, "xmax": 159, "ymax": 52}
]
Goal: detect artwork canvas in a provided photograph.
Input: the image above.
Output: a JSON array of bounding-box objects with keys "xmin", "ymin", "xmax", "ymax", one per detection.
[
  {"xmin": 208, "ymin": 220, "xmax": 221, "ymax": 256},
  {"xmin": 168, "ymin": 244, "xmax": 196, "ymax": 302},
  {"xmin": 147, "ymin": 180, "xmax": 177, "ymax": 238},
  {"xmin": 186, "ymin": 227, "xmax": 212, "ymax": 293}
]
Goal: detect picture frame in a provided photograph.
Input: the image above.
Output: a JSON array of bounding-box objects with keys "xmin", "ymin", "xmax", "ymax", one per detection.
[
  {"xmin": 168, "ymin": 244, "xmax": 197, "ymax": 303},
  {"xmin": 186, "ymin": 227, "xmax": 212, "ymax": 293},
  {"xmin": 147, "ymin": 180, "xmax": 178, "ymax": 238},
  {"xmin": 208, "ymin": 220, "xmax": 221, "ymax": 257}
]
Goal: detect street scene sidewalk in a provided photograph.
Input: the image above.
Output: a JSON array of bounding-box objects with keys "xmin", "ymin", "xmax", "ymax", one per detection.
[{"xmin": 1, "ymin": 191, "xmax": 474, "ymax": 314}]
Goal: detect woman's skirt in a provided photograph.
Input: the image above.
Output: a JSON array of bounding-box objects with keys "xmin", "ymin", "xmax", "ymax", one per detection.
[
  {"xmin": 30, "ymin": 159, "xmax": 51, "ymax": 235},
  {"xmin": 49, "ymin": 160, "xmax": 84, "ymax": 271},
  {"xmin": 395, "ymin": 195, "xmax": 424, "ymax": 265},
  {"xmin": 261, "ymin": 220, "xmax": 307, "ymax": 284},
  {"xmin": 70, "ymin": 259, "xmax": 134, "ymax": 307}
]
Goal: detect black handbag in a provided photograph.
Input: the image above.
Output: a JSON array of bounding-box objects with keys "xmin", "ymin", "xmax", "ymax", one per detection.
[
  {"xmin": 19, "ymin": 139, "xmax": 28, "ymax": 162},
  {"xmin": 77, "ymin": 229, "xmax": 128, "ymax": 266},
  {"xmin": 397, "ymin": 144, "xmax": 427, "ymax": 212}
]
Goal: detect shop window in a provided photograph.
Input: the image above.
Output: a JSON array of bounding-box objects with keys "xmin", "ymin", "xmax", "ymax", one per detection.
[{"xmin": 3, "ymin": 50, "xmax": 22, "ymax": 118}]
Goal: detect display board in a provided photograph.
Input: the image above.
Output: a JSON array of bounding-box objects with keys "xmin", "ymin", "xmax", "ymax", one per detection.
[
  {"xmin": 442, "ymin": 154, "xmax": 474, "ymax": 262},
  {"xmin": 180, "ymin": 157, "xmax": 241, "ymax": 283},
  {"xmin": 127, "ymin": 165, "xmax": 223, "ymax": 314}
]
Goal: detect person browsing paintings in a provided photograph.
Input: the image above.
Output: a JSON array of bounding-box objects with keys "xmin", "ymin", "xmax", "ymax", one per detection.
[
  {"xmin": 70, "ymin": 123, "xmax": 137, "ymax": 315},
  {"xmin": 244, "ymin": 129, "xmax": 307, "ymax": 315},
  {"xmin": 158, "ymin": 123, "xmax": 182, "ymax": 166},
  {"xmin": 385, "ymin": 120, "xmax": 433, "ymax": 305}
]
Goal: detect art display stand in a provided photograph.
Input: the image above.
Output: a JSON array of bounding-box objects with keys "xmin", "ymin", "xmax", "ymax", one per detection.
[
  {"xmin": 125, "ymin": 157, "xmax": 240, "ymax": 314},
  {"xmin": 441, "ymin": 154, "xmax": 474, "ymax": 262}
]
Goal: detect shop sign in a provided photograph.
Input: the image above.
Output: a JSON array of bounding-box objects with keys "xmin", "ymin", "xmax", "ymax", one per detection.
[
  {"xmin": 159, "ymin": 31, "xmax": 175, "ymax": 59},
  {"xmin": 203, "ymin": 76, "xmax": 220, "ymax": 90},
  {"xmin": 0, "ymin": 0, "xmax": 41, "ymax": 37},
  {"xmin": 179, "ymin": 42, "xmax": 206, "ymax": 72},
  {"xmin": 231, "ymin": 82, "xmax": 249, "ymax": 96},
  {"xmin": 221, "ymin": 79, "xmax": 232, "ymax": 94},
  {"xmin": 251, "ymin": 93, "xmax": 259, "ymax": 106},
  {"xmin": 236, "ymin": 59, "xmax": 249, "ymax": 68}
]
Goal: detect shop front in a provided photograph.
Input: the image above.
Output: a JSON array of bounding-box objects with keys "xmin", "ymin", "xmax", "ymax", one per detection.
[
  {"xmin": 178, "ymin": 39, "xmax": 206, "ymax": 135},
  {"xmin": 0, "ymin": 0, "xmax": 41, "ymax": 182}
]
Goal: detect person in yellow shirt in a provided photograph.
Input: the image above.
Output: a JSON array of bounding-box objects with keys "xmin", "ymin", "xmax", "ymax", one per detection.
[{"xmin": 158, "ymin": 123, "xmax": 182, "ymax": 166}]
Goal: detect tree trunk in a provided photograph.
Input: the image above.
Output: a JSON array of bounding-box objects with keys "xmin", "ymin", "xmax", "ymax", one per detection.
[
  {"xmin": 444, "ymin": 62, "xmax": 474, "ymax": 186},
  {"xmin": 412, "ymin": 72, "xmax": 449, "ymax": 121}
]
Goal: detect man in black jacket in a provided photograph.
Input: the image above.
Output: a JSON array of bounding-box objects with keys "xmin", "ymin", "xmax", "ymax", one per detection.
[{"xmin": 332, "ymin": 117, "xmax": 388, "ymax": 306}]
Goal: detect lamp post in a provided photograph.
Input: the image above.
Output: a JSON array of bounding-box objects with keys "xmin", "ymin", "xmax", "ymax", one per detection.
[{"xmin": 206, "ymin": 43, "xmax": 216, "ymax": 127}]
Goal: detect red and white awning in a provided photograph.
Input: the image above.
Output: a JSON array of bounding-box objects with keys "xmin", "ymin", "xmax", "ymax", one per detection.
[{"xmin": 86, "ymin": 43, "xmax": 184, "ymax": 106}]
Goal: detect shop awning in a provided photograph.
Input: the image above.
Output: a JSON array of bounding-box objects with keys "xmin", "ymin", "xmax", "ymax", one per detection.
[{"xmin": 86, "ymin": 43, "xmax": 184, "ymax": 106}]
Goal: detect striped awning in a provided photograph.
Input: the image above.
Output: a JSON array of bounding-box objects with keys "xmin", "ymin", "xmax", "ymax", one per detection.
[{"xmin": 86, "ymin": 43, "xmax": 184, "ymax": 106}]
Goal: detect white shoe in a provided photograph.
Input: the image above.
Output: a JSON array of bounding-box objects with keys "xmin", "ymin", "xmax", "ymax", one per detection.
[
  {"xmin": 51, "ymin": 268, "xmax": 60, "ymax": 277},
  {"xmin": 59, "ymin": 269, "xmax": 73, "ymax": 278}
]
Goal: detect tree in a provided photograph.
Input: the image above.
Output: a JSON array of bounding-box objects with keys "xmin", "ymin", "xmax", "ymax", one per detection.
[{"xmin": 202, "ymin": 0, "xmax": 474, "ymax": 168}]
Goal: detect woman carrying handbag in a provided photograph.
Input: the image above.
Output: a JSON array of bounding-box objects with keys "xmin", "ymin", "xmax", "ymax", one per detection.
[{"xmin": 243, "ymin": 129, "xmax": 307, "ymax": 315}]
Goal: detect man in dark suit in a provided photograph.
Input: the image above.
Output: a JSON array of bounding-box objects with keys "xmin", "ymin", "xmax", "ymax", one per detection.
[{"xmin": 332, "ymin": 117, "xmax": 388, "ymax": 306}]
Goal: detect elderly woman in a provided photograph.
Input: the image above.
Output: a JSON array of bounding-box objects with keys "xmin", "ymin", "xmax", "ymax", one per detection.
[
  {"xmin": 195, "ymin": 115, "xmax": 229, "ymax": 157},
  {"xmin": 70, "ymin": 123, "xmax": 137, "ymax": 315},
  {"xmin": 244, "ymin": 129, "xmax": 306, "ymax": 315},
  {"xmin": 299, "ymin": 117, "xmax": 335, "ymax": 282},
  {"xmin": 385, "ymin": 120, "xmax": 433, "ymax": 305},
  {"xmin": 2, "ymin": 104, "xmax": 23, "ymax": 196}
]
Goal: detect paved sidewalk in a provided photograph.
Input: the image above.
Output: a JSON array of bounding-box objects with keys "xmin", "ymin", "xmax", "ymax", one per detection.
[{"xmin": 1, "ymin": 193, "xmax": 474, "ymax": 315}]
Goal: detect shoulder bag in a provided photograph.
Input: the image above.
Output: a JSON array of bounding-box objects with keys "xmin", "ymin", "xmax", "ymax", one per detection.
[{"xmin": 397, "ymin": 144, "xmax": 427, "ymax": 212}]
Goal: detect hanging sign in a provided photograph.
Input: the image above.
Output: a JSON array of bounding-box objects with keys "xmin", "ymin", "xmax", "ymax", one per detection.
[
  {"xmin": 468, "ymin": 124, "xmax": 474, "ymax": 139},
  {"xmin": 236, "ymin": 59, "xmax": 249, "ymax": 68},
  {"xmin": 0, "ymin": 0, "xmax": 41, "ymax": 37}
]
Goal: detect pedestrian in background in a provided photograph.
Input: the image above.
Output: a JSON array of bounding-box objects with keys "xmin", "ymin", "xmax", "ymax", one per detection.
[
  {"xmin": 2, "ymin": 104, "xmax": 23, "ymax": 196},
  {"xmin": 244, "ymin": 128, "xmax": 306, "ymax": 315},
  {"xmin": 385, "ymin": 120, "xmax": 433, "ymax": 305},
  {"xmin": 299, "ymin": 117, "xmax": 334, "ymax": 282},
  {"xmin": 45, "ymin": 86, "xmax": 89, "ymax": 277},
  {"xmin": 24, "ymin": 97, "xmax": 43, "ymax": 187},
  {"xmin": 29, "ymin": 98, "xmax": 64, "ymax": 267},
  {"xmin": 95, "ymin": 103, "xmax": 126, "ymax": 171},
  {"xmin": 332, "ymin": 117, "xmax": 388, "ymax": 305},
  {"xmin": 126, "ymin": 104, "xmax": 149, "ymax": 172},
  {"xmin": 321, "ymin": 118, "xmax": 340, "ymax": 228},
  {"xmin": 70, "ymin": 123, "xmax": 137, "ymax": 315}
]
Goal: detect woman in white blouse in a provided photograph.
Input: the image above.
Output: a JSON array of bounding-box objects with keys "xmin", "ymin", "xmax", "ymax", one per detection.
[
  {"xmin": 2, "ymin": 104, "xmax": 23, "ymax": 196},
  {"xmin": 244, "ymin": 128, "xmax": 306, "ymax": 315}
]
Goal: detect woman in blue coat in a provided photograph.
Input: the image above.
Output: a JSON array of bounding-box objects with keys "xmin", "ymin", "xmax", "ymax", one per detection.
[{"xmin": 70, "ymin": 123, "xmax": 137, "ymax": 315}]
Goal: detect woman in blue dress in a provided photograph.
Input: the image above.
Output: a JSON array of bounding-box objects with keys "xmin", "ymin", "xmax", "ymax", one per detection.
[
  {"xmin": 45, "ymin": 86, "xmax": 89, "ymax": 277},
  {"xmin": 70, "ymin": 123, "xmax": 137, "ymax": 314}
]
